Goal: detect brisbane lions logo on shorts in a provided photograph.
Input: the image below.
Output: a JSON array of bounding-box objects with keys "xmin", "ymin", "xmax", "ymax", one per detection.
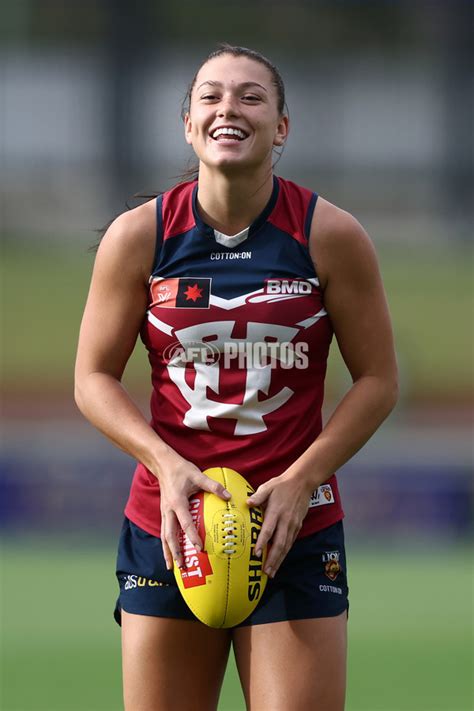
[{"xmin": 322, "ymin": 551, "xmax": 341, "ymax": 581}]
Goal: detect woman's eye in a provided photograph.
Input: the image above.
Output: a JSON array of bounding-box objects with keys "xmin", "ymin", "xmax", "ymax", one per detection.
[
  {"xmin": 201, "ymin": 94, "xmax": 218, "ymax": 101},
  {"xmin": 242, "ymin": 95, "xmax": 260, "ymax": 102}
]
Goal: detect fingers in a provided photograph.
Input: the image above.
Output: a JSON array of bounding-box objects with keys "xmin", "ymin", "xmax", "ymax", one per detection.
[
  {"xmin": 246, "ymin": 481, "xmax": 270, "ymax": 507},
  {"xmin": 198, "ymin": 472, "xmax": 232, "ymax": 501},
  {"xmin": 166, "ymin": 508, "xmax": 203, "ymax": 570},
  {"xmin": 162, "ymin": 499, "xmax": 204, "ymax": 571},
  {"xmin": 162, "ymin": 510, "xmax": 183, "ymax": 570},
  {"xmin": 253, "ymin": 504, "xmax": 302, "ymax": 578},
  {"xmin": 175, "ymin": 503, "xmax": 203, "ymax": 552},
  {"xmin": 253, "ymin": 511, "xmax": 276, "ymax": 559},
  {"xmin": 159, "ymin": 462, "xmax": 232, "ymax": 571},
  {"xmin": 160, "ymin": 527, "xmax": 174, "ymax": 571},
  {"xmin": 247, "ymin": 476, "xmax": 308, "ymax": 577},
  {"xmin": 263, "ymin": 522, "xmax": 301, "ymax": 578},
  {"xmin": 247, "ymin": 481, "xmax": 274, "ymax": 558}
]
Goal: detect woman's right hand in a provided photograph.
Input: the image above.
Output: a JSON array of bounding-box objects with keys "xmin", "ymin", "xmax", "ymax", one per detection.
[{"xmin": 156, "ymin": 454, "xmax": 231, "ymax": 570}]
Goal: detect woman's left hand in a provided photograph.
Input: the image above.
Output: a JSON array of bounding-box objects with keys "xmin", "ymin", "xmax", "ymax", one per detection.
[{"xmin": 246, "ymin": 472, "xmax": 314, "ymax": 578}]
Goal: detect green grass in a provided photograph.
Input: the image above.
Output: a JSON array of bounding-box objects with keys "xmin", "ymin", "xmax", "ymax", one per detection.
[
  {"xmin": 1, "ymin": 540, "xmax": 472, "ymax": 711},
  {"xmin": 1, "ymin": 241, "xmax": 472, "ymax": 399},
  {"xmin": 0, "ymin": 242, "xmax": 150, "ymax": 394},
  {"xmin": 377, "ymin": 246, "xmax": 473, "ymax": 397}
]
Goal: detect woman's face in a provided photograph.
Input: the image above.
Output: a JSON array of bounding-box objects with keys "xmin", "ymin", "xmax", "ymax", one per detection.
[{"xmin": 184, "ymin": 54, "xmax": 288, "ymax": 174}]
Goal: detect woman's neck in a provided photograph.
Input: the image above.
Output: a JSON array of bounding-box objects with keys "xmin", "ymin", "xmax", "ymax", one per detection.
[{"xmin": 195, "ymin": 166, "xmax": 274, "ymax": 235}]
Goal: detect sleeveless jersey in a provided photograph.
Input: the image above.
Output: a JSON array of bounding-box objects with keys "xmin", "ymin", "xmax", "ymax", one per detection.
[{"xmin": 124, "ymin": 176, "xmax": 344, "ymax": 538}]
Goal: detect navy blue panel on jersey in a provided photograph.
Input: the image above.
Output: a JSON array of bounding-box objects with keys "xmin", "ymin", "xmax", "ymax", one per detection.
[{"xmin": 153, "ymin": 225, "xmax": 318, "ymax": 300}]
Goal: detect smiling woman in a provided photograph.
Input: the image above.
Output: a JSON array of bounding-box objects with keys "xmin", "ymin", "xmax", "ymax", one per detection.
[
  {"xmin": 181, "ymin": 47, "xmax": 289, "ymax": 236},
  {"xmin": 74, "ymin": 43, "xmax": 398, "ymax": 710}
]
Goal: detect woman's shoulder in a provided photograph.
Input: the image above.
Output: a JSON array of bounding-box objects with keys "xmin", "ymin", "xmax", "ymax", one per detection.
[
  {"xmin": 97, "ymin": 198, "xmax": 158, "ymax": 281},
  {"xmin": 312, "ymin": 196, "xmax": 367, "ymax": 244},
  {"xmin": 275, "ymin": 176, "xmax": 367, "ymax": 247},
  {"xmin": 105, "ymin": 198, "xmax": 158, "ymax": 245},
  {"xmin": 309, "ymin": 196, "xmax": 377, "ymax": 287}
]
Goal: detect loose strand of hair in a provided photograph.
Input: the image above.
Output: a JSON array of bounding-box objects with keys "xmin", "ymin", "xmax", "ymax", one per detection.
[{"xmin": 91, "ymin": 44, "xmax": 287, "ymax": 252}]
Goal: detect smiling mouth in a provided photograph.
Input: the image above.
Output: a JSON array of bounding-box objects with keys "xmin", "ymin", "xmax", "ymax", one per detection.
[{"xmin": 210, "ymin": 127, "xmax": 249, "ymax": 141}]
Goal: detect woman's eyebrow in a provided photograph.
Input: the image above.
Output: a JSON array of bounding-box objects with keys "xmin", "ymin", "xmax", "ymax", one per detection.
[{"xmin": 196, "ymin": 80, "xmax": 268, "ymax": 92}]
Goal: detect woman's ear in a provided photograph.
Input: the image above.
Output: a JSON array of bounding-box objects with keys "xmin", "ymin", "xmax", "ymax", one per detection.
[
  {"xmin": 273, "ymin": 115, "xmax": 289, "ymax": 147},
  {"xmin": 184, "ymin": 113, "xmax": 193, "ymax": 145}
]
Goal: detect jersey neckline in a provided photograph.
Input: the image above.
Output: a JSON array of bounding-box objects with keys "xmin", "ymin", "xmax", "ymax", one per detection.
[
  {"xmin": 213, "ymin": 225, "xmax": 250, "ymax": 248},
  {"xmin": 191, "ymin": 175, "xmax": 280, "ymax": 247}
]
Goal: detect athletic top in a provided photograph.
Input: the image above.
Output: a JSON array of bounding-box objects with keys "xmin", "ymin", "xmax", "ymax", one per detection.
[{"xmin": 124, "ymin": 176, "xmax": 344, "ymax": 538}]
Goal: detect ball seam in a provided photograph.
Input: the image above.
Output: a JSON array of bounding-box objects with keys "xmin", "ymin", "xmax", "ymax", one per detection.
[{"xmin": 222, "ymin": 467, "xmax": 232, "ymax": 627}]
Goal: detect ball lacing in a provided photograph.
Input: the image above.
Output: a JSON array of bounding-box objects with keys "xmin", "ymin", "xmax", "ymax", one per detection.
[{"xmin": 222, "ymin": 512, "xmax": 237, "ymax": 554}]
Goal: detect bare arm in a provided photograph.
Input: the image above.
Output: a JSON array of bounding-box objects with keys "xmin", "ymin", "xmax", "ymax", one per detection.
[
  {"xmin": 291, "ymin": 199, "xmax": 399, "ymax": 484},
  {"xmin": 74, "ymin": 202, "xmax": 230, "ymax": 568},
  {"xmin": 75, "ymin": 204, "xmax": 169, "ymax": 467},
  {"xmin": 249, "ymin": 199, "xmax": 398, "ymax": 576}
]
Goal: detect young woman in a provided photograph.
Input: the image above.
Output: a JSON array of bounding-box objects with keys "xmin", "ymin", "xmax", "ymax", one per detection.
[{"xmin": 75, "ymin": 45, "xmax": 398, "ymax": 711}]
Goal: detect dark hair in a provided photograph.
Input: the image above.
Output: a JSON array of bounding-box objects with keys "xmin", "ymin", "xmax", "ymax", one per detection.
[
  {"xmin": 178, "ymin": 43, "xmax": 288, "ymax": 183},
  {"xmin": 93, "ymin": 44, "xmax": 287, "ymax": 247},
  {"xmin": 181, "ymin": 43, "xmax": 287, "ymax": 120}
]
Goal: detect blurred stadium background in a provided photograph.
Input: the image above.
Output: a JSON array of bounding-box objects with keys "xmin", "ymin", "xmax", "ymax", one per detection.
[{"xmin": 1, "ymin": 2, "xmax": 472, "ymax": 710}]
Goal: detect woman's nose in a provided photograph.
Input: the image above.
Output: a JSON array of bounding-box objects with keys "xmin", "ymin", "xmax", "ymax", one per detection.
[{"xmin": 217, "ymin": 95, "xmax": 240, "ymax": 118}]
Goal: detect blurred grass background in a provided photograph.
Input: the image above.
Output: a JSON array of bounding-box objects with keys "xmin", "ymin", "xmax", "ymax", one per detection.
[
  {"xmin": 2, "ymin": 240, "xmax": 472, "ymax": 398},
  {"xmin": 2, "ymin": 539, "xmax": 472, "ymax": 711},
  {"xmin": 1, "ymin": 2, "xmax": 473, "ymax": 710}
]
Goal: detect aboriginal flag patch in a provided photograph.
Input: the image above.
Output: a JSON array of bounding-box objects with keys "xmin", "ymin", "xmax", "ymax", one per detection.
[{"xmin": 150, "ymin": 277, "xmax": 211, "ymax": 308}]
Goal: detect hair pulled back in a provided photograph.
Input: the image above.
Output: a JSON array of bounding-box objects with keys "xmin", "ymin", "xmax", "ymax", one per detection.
[
  {"xmin": 181, "ymin": 43, "xmax": 287, "ymax": 119},
  {"xmin": 94, "ymin": 44, "xmax": 287, "ymax": 247}
]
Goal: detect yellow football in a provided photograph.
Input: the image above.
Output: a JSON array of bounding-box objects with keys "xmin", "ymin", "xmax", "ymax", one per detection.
[{"xmin": 173, "ymin": 467, "xmax": 268, "ymax": 628}]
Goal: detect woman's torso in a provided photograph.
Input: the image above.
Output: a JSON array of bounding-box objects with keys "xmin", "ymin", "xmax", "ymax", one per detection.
[{"xmin": 125, "ymin": 176, "xmax": 344, "ymax": 538}]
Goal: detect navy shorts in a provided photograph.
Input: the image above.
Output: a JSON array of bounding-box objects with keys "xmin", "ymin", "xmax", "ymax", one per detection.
[{"xmin": 114, "ymin": 517, "xmax": 349, "ymax": 627}]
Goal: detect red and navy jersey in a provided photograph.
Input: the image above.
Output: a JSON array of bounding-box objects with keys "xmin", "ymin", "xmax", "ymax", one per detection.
[{"xmin": 125, "ymin": 176, "xmax": 344, "ymax": 538}]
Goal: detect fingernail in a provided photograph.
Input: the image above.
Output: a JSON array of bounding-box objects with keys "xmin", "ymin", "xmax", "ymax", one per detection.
[
  {"xmin": 265, "ymin": 567, "xmax": 273, "ymax": 577},
  {"xmin": 223, "ymin": 489, "xmax": 231, "ymax": 499},
  {"xmin": 255, "ymin": 548, "xmax": 261, "ymax": 558},
  {"xmin": 195, "ymin": 543, "xmax": 202, "ymax": 553}
]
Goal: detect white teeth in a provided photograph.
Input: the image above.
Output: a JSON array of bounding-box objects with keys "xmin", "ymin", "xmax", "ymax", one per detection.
[{"xmin": 211, "ymin": 127, "xmax": 247, "ymax": 140}]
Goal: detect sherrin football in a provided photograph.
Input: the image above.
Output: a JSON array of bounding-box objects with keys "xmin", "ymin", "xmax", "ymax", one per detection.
[{"xmin": 173, "ymin": 467, "xmax": 268, "ymax": 628}]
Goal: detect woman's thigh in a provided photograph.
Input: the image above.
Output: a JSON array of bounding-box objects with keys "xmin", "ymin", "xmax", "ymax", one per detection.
[
  {"xmin": 121, "ymin": 610, "xmax": 232, "ymax": 711},
  {"xmin": 232, "ymin": 612, "xmax": 347, "ymax": 711}
]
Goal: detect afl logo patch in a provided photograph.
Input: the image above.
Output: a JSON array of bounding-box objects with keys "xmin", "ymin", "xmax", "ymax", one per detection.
[
  {"xmin": 150, "ymin": 277, "xmax": 211, "ymax": 309},
  {"xmin": 322, "ymin": 551, "xmax": 341, "ymax": 581}
]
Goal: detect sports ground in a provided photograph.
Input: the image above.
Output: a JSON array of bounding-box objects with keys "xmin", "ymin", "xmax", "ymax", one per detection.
[
  {"xmin": 1, "ymin": 540, "xmax": 472, "ymax": 711},
  {"xmin": 1, "ymin": 241, "xmax": 472, "ymax": 710},
  {"xmin": 1, "ymin": 240, "xmax": 473, "ymax": 399}
]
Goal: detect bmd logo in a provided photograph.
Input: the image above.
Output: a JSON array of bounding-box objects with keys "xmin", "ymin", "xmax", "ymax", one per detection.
[{"xmin": 264, "ymin": 279, "xmax": 312, "ymax": 295}]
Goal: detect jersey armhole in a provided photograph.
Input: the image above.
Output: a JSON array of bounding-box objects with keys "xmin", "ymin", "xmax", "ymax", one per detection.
[
  {"xmin": 151, "ymin": 194, "xmax": 164, "ymax": 274},
  {"xmin": 304, "ymin": 192, "xmax": 318, "ymax": 243}
]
